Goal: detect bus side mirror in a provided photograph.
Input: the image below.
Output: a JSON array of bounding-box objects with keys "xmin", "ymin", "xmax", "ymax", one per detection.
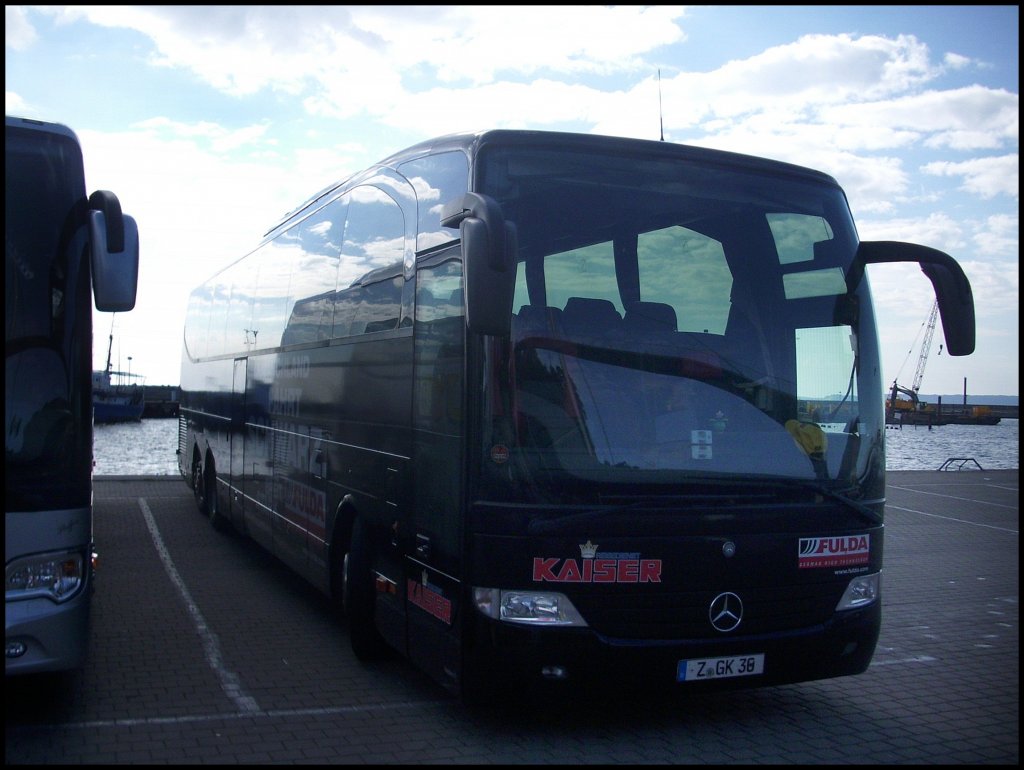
[
  {"xmin": 89, "ymin": 190, "xmax": 139, "ymax": 312},
  {"xmin": 441, "ymin": 193, "xmax": 516, "ymax": 337},
  {"xmin": 851, "ymin": 241, "xmax": 975, "ymax": 356}
]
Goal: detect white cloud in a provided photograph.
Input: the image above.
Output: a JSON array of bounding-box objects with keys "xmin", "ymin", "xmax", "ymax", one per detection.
[
  {"xmin": 131, "ymin": 117, "xmax": 273, "ymax": 154},
  {"xmin": 38, "ymin": 5, "xmax": 688, "ymax": 99},
  {"xmin": 821, "ymin": 86, "xmax": 1018, "ymax": 151},
  {"xmin": 942, "ymin": 52, "xmax": 972, "ymax": 70},
  {"xmin": 955, "ymin": 257, "xmax": 1019, "ymax": 317},
  {"xmin": 922, "ymin": 154, "xmax": 1019, "ymax": 199},
  {"xmin": 4, "ymin": 6, "xmax": 37, "ymax": 50},
  {"xmin": 972, "ymin": 213, "xmax": 1020, "ymax": 256},
  {"xmin": 856, "ymin": 212, "xmax": 967, "ymax": 254},
  {"xmin": 5, "ymin": 91, "xmax": 30, "ymax": 115},
  {"xmin": 660, "ymin": 33, "xmax": 940, "ymax": 126},
  {"xmin": 340, "ymin": 78, "xmax": 625, "ymax": 137}
]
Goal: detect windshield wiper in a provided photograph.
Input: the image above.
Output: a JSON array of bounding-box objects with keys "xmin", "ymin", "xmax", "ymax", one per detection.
[
  {"xmin": 526, "ymin": 500, "xmax": 651, "ymax": 536},
  {"xmin": 525, "ymin": 480, "xmax": 782, "ymax": 536},
  {"xmin": 764, "ymin": 479, "xmax": 882, "ymax": 527},
  {"xmin": 524, "ymin": 478, "xmax": 882, "ymax": 535}
]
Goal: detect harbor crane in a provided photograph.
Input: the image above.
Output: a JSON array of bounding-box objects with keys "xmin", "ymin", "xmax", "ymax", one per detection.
[
  {"xmin": 910, "ymin": 299, "xmax": 940, "ymax": 395},
  {"xmin": 888, "ymin": 299, "xmax": 941, "ymax": 421}
]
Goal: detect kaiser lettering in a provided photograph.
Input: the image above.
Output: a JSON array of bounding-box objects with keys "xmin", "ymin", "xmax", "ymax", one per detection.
[{"xmin": 532, "ymin": 556, "xmax": 662, "ymax": 583}]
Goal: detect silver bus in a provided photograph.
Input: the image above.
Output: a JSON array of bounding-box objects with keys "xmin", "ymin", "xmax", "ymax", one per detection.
[{"xmin": 5, "ymin": 115, "xmax": 139, "ymax": 674}]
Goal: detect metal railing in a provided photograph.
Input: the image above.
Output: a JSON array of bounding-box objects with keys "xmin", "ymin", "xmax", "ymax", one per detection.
[{"xmin": 938, "ymin": 457, "xmax": 984, "ymax": 471}]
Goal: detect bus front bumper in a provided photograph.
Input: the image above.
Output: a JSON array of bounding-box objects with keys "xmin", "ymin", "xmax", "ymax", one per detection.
[
  {"xmin": 464, "ymin": 601, "xmax": 880, "ymax": 695},
  {"xmin": 5, "ymin": 593, "xmax": 91, "ymax": 676}
]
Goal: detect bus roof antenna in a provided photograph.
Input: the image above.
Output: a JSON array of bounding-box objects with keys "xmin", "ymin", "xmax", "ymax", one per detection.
[{"xmin": 658, "ymin": 69, "xmax": 665, "ymax": 141}]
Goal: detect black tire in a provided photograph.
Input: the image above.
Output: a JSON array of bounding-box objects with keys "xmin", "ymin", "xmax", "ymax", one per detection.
[
  {"xmin": 343, "ymin": 518, "xmax": 387, "ymax": 660},
  {"xmin": 192, "ymin": 455, "xmax": 209, "ymax": 515},
  {"xmin": 194, "ymin": 453, "xmax": 228, "ymax": 532}
]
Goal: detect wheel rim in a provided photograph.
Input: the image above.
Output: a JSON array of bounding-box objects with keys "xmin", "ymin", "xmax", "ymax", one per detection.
[
  {"xmin": 206, "ymin": 466, "xmax": 218, "ymax": 521},
  {"xmin": 193, "ymin": 461, "xmax": 205, "ymax": 509}
]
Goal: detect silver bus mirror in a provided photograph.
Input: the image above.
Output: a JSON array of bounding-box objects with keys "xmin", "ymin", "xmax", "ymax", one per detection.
[{"xmin": 90, "ymin": 208, "xmax": 139, "ymax": 312}]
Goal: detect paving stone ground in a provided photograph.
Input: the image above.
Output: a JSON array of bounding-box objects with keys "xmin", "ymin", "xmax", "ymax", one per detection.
[{"xmin": 6, "ymin": 470, "xmax": 1018, "ymax": 764}]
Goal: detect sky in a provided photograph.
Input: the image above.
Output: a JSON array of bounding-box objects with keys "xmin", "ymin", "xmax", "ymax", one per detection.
[{"xmin": 6, "ymin": 5, "xmax": 1019, "ymax": 396}]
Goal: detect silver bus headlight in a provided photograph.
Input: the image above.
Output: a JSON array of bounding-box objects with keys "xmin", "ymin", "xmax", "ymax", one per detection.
[
  {"xmin": 473, "ymin": 587, "xmax": 588, "ymax": 627},
  {"xmin": 5, "ymin": 551, "xmax": 85, "ymax": 603},
  {"xmin": 836, "ymin": 572, "xmax": 880, "ymax": 610}
]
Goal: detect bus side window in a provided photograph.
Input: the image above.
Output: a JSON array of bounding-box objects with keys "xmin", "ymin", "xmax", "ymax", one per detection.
[
  {"xmin": 397, "ymin": 151, "xmax": 469, "ymax": 253},
  {"xmin": 334, "ymin": 185, "xmax": 405, "ymax": 338},
  {"xmin": 248, "ymin": 238, "xmax": 296, "ymax": 351},
  {"xmin": 283, "ymin": 196, "xmax": 348, "ymax": 345}
]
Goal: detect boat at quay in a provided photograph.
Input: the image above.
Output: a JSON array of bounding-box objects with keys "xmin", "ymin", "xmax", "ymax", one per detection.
[{"xmin": 92, "ymin": 323, "xmax": 144, "ymax": 424}]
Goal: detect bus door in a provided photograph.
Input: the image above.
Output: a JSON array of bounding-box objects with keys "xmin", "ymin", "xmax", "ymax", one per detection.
[{"xmin": 407, "ymin": 254, "xmax": 465, "ymax": 690}]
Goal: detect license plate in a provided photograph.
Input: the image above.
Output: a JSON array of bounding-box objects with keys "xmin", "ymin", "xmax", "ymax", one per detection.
[{"xmin": 677, "ymin": 653, "xmax": 765, "ymax": 682}]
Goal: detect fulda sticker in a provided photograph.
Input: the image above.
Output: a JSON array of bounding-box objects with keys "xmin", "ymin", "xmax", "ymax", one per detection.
[
  {"xmin": 532, "ymin": 539, "xmax": 663, "ymax": 584},
  {"xmin": 798, "ymin": 535, "xmax": 870, "ymax": 569},
  {"xmin": 408, "ymin": 570, "xmax": 453, "ymax": 624}
]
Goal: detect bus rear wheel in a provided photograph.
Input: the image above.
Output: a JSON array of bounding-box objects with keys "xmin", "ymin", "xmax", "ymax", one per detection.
[
  {"xmin": 343, "ymin": 519, "xmax": 387, "ymax": 660},
  {"xmin": 192, "ymin": 456, "xmax": 208, "ymax": 515},
  {"xmin": 194, "ymin": 454, "xmax": 228, "ymax": 532}
]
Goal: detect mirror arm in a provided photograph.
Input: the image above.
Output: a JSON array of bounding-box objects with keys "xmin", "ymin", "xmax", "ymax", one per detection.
[{"xmin": 853, "ymin": 240, "xmax": 975, "ymax": 356}]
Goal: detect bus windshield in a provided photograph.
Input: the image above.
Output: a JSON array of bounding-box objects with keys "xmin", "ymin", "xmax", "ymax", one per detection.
[
  {"xmin": 477, "ymin": 145, "xmax": 883, "ymax": 499},
  {"xmin": 5, "ymin": 124, "xmax": 92, "ymax": 512}
]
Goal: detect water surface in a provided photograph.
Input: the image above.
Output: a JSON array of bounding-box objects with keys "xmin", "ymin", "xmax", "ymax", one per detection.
[{"xmin": 93, "ymin": 417, "xmax": 1019, "ymax": 476}]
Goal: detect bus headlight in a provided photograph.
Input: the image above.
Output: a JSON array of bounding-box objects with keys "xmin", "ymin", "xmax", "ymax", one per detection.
[
  {"xmin": 473, "ymin": 587, "xmax": 588, "ymax": 627},
  {"xmin": 5, "ymin": 551, "xmax": 85, "ymax": 603},
  {"xmin": 836, "ymin": 572, "xmax": 880, "ymax": 610}
]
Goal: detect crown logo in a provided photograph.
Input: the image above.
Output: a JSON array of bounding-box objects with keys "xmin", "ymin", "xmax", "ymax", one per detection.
[{"xmin": 579, "ymin": 540, "xmax": 598, "ymax": 559}]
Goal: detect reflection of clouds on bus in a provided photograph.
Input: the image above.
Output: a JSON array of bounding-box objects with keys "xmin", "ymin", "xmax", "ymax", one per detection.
[{"xmin": 185, "ymin": 179, "xmax": 410, "ymax": 354}]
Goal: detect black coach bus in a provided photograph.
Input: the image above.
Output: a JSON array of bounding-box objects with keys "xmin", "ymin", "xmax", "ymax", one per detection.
[{"xmin": 178, "ymin": 130, "xmax": 974, "ymax": 700}]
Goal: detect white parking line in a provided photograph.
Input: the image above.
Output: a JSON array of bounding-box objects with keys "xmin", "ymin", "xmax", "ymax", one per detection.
[
  {"xmin": 887, "ymin": 503, "xmax": 1018, "ymax": 534},
  {"xmin": 869, "ymin": 655, "xmax": 938, "ymax": 667},
  {"xmin": 138, "ymin": 497, "xmax": 260, "ymax": 713},
  {"xmin": 888, "ymin": 484, "xmax": 1018, "ymax": 510},
  {"xmin": 30, "ymin": 699, "xmax": 446, "ymax": 730}
]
